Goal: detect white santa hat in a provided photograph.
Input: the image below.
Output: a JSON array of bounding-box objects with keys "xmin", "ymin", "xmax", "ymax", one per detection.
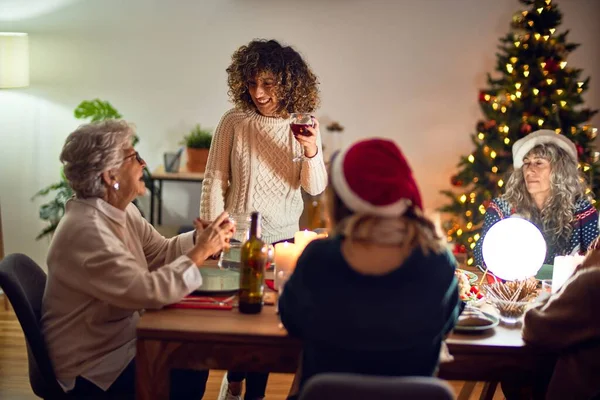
[
  {"xmin": 330, "ymin": 138, "xmax": 423, "ymax": 217},
  {"xmin": 512, "ymin": 129, "xmax": 578, "ymax": 169}
]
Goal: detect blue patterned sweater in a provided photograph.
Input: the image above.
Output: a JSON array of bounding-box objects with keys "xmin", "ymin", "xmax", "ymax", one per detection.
[{"xmin": 474, "ymin": 197, "xmax": 599, "ymax": 267}]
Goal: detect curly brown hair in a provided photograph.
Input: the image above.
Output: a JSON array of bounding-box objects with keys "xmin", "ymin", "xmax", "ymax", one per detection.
[{"xmin": 226, "ymin": 39, "xmax": 320, "ymax": 118}]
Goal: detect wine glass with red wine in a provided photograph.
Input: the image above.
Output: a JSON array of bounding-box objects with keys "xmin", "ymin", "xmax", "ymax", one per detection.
[{"xmin": 289, "ymin": 113, "xmax": 314, "ymax": 162}]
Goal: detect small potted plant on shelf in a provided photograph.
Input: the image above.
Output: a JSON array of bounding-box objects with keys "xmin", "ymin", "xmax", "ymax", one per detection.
[{"xmin": 182, "ymin": 124, "xmax": 213, "ymax": 172}]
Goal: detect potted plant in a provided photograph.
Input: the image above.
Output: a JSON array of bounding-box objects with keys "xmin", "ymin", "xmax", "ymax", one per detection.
[
  {"xmin": 182, "ymin": 124, "xmax": 212, "ymax": 172},
  {"xmin": 31, "ymin": 169, "xmax": 74, "ymax": 240}
]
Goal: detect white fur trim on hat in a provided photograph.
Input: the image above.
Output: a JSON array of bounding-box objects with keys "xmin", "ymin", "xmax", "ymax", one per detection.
[
  {"xmin": 330, "ymin": 143, "xmax": 412, "ymax": 217},
  {"xmin": 512, "ymin": 129, "xmax": 578, "ymax": 169}
]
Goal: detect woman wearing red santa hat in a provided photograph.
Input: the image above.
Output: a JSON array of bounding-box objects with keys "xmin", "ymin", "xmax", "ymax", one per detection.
[
  {"xmin": 474, "ymin": 129, "xmax": 599, "ymax": 270},
  {"xmin": 279, "ymin": 138, "xmax": 461, "ymax": 398}
]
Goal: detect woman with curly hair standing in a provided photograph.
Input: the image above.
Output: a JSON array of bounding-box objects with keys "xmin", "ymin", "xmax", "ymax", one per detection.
[
  {"xmin": 200, "ymin": 39, "xmax": 327, "ymax": 400},
  {"xmin": 200, "ymin": 39, "xmax": 327, "ymax": 246},
  {"xmin": 474, "ymin": 130, "xmax": 599, "ymax": 274}
]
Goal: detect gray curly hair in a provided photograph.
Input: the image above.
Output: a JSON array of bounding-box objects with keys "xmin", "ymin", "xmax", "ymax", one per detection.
[
  {"xmin": 60, "ymin": 120, "xmax": 135, "ymax": 198},
  {"xmin": 503, "ymin": 142, "xmax": 587, "ymax": 249}
]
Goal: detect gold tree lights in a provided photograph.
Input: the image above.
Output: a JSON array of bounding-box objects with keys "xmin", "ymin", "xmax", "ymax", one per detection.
[{"xmin": 440, "ymin": 0, "xmax": 598, "ymax": 266}]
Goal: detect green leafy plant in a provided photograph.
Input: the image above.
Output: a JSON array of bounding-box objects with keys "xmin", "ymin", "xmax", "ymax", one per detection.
[
  {"xmin": 31, "ymin": 169, "xmax": 73, "ymax": 240},
  {"xmin": 73, "ymin": 99, "xmax": 140, "ymax": 146},
  {"xmin": 74, "ymin": 99, "xmax": 122, "ymax": 122},
  {"xmin": 32, "ymin": 99, "xmax": 155, "ymax": 240},
  {"xmin": 182, "ymin": 124, "xmax": 213, "ymax": 149}
]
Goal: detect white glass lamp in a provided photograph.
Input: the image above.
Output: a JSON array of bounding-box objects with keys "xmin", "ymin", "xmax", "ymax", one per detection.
[
  {"xmin": 482, "ymin": 216, "xmax": 546, "ymax": 281},
  {"xmin": 0, "ymin": 32, "xmax": 30, "ymax": 88}
]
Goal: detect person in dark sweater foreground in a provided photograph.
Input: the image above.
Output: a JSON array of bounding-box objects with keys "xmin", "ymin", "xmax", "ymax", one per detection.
[
  {"xmin": 521, "ymin": 238, "xmax": 600, "ymax": 400},
  {"xmin": 278, "ymin": 138, "xmax": 461, "ymax": 398}
]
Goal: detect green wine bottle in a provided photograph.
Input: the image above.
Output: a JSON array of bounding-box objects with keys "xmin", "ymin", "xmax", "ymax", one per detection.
[{"xmin": 239, "ymin": 212, "xmax": 268, "ymax": 314}]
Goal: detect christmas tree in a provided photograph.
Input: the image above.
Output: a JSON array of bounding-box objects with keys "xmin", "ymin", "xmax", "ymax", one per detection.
[{"xmin": 440, "ymin": 0, "xmax": 598, "ymax": 267}]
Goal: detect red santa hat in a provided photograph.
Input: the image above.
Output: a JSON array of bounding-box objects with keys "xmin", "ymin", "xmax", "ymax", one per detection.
[{"xmin": 330, "ymin": 138, "xmax": 423, "ymax": 217}]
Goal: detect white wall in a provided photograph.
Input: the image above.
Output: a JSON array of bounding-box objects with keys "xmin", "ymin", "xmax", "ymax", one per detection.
[{"xmin": 1, "ymin": 0, "xmax": 599, "ymax": 268}]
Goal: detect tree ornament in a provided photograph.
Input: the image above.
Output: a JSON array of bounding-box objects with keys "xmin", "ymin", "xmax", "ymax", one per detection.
[
  {"xmin": 453, "ymin": 243, "xmax": 467, "ymax": 254},
  {"xmin": 479, "ymin": 91, "xmax": 488, "ymax": 102},
  {"xmin": 544, "ymin": 59, "xmax": 559, "ymax": 73},
  {"xmin": 520, "ymin": 123, "xmax": 533, "ymax": 135},
  {"xmin": 576, "ymin": 144, "xmax": 585, "ymax": 157},
  {"xmin": 484, "ymin": 120, "xmax": 497, "ymax": 129},
  {"xmin": 451, "ymin": 175, "xmax": 464, "ymax": 187}
]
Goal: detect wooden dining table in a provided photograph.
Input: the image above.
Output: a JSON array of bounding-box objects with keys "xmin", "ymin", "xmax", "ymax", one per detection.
[{"xmin": 136, "ymin": 302, "xmax": 546, "ymax": 400}]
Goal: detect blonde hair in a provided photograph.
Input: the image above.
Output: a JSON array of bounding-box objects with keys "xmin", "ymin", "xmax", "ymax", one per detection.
[
  {"xmin": 329, "ymin": 185, "xmax": 445, "ymax": 256},
  {"xmin": 60, "ymin": 120, "xmax": 135, "ymax": 198}
]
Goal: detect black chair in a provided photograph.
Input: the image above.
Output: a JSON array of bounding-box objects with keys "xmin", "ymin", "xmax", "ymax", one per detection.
[
  {"xmin": 0, "ymin": 253, "xmax": 68, "ymax": 399},
  {"xmin": 299, "ymin": 373, "xmax": 455, "ymax": 400}
]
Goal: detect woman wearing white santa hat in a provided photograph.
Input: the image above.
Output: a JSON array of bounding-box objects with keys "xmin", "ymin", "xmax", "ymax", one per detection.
[
  {"xmin": 474, "ymin": 129, "xmax": 600, "ymax": 271},
  {"xmin": 279, "ymin": 138, "xmax": 461, "ymax": 399}
]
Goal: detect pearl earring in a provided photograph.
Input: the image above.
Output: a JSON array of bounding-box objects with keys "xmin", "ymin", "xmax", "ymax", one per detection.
[{"xmin": 113, "ymin": 182, "xmax": 119, "ymax": 191}]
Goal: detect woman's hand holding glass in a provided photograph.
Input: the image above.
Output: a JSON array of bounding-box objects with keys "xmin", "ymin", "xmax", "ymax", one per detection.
[
  {"xmin": 187, "ymin": 212, "xmax": 235, "ymax": 265},
  {"xmin": 290, "ymin": 113, "xmax": 319, "ymax": 161}
]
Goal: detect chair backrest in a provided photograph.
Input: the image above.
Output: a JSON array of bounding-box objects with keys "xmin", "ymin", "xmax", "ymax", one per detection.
[
  {"xmin": 0, "ymin": 253, "xmax": 67, "ymax": 399},
  {"xmin": 299, "ymin": 374, "xmax": 455, "ymax": 400}
]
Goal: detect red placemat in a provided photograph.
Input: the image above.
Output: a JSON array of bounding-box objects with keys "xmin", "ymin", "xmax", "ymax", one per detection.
[
  {"xmin": 166, "ymin": 295, "xmax": 235, "ymax": 310},
  {"xmin": 265, "ymin": 279, "xmax": 275, "ymax": 291}
]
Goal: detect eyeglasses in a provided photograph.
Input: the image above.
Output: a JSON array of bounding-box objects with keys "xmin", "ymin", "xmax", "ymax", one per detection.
[{"xmin": 123, "ymin": 151, "xmax": 144, "ymax": 165}]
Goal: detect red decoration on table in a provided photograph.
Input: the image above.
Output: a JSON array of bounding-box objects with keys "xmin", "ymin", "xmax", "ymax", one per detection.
[{"xmin": 265, "ymin": 279, "xmax": 275, "ymax": 292}]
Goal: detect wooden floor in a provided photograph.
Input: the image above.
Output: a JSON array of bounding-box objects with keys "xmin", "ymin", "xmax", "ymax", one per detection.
[{"xmin": 0, "ymin": 296, "xmax": 503, "ymax": 399}]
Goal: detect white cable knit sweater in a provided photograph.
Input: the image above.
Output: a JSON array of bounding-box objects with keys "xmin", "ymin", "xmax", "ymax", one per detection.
[{"xmin": 199, "ymin": 108, "xmax": 328, "ymax": 244}]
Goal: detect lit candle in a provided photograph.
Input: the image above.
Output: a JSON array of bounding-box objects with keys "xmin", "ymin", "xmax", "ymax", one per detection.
[
  {"xmin": 294, "ymin": 230, "xmax": 318, "ymax": 253},
  {"xmin": 274, "ymin": 242, "xmax": 300, "ymax": 291},
  {"xmin": 552, "ymin": 255, "xmax": 584, "ymax": 293},
  {"xmin": 274, "ymin": 242, "xmax": 299, "ymax": 272}
]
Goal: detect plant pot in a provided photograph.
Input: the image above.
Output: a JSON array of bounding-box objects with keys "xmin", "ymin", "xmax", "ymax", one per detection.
[{"xmin": 186, "ymin": 148, "xmax": 209, "ymax": 172}]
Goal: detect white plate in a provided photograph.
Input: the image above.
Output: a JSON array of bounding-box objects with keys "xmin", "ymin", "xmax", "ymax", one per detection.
[{"xmin": 454, "ymin": 310, "xmax": 499, "ymax": 332}]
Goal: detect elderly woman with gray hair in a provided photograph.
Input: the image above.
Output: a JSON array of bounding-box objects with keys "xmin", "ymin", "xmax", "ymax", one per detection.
[
  {"xmin": 474, "ymin": 130, "xmax": 599, "ymax": 271},
  {"xmin": 41, "ymin": 120, "xmax": 233, "ymax": 399}
]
